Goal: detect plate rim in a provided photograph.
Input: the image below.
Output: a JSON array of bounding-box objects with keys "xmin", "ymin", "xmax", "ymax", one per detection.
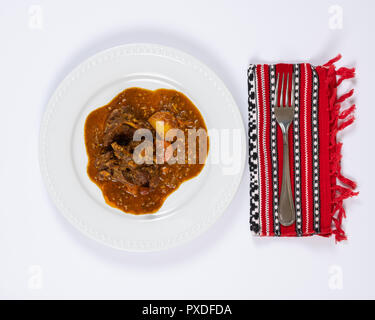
[{"xmin": 39, "ymin": 43, "xmax": 246, "ymax": 252}]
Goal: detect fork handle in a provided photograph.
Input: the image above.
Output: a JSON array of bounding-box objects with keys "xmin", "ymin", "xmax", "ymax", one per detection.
[{"xmin": 279, "ymin": 126, "xmax": 296, "ymax": 227}]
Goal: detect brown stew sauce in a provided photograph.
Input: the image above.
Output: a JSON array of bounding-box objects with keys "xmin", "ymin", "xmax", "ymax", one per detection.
[{"xmin": 84, "ymin": 88, "xmax": 208, "ymax": 214}]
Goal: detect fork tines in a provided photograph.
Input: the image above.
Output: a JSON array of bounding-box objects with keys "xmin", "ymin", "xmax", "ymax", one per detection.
[{"xmin": 274, "ymin": 73, "xmax": 295, "ymax": 108}]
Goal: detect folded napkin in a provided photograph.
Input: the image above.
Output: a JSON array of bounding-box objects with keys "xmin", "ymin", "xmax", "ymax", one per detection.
[{"xmin": 247, "ymin": 55, "xmax": 358, "ymax": 241}]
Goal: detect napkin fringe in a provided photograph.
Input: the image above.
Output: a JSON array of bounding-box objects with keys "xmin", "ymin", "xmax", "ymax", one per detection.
[{"xmin": 326, "ymin": 54, "xmax": 358, "ymax": 242}]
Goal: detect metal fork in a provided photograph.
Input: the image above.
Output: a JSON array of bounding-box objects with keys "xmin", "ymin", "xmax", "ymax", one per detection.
[{"xmin": 274, "ymin": 73, "xmax": 296, "ymax": 226}]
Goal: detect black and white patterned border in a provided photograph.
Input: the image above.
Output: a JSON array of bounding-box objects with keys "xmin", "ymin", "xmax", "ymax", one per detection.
[
  {"xmin": 269, "ymin": 65, "xmax": 280, "ymax": 236},
  {"xmin": 311, "ymin": 66, "xmax": 321, "ymax": 233},
  {"xmin": 247, "ymin": 65, "xmax": 261, "ymax": 235},
  {"xmin": 293, "ymin": 64, "xmax": 303, "ymax": 236}
]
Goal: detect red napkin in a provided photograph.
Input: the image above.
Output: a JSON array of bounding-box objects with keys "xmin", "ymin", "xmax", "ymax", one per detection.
[{"xmin": 247, "ymin": 55, "xmax": 358, "ymax": 241}]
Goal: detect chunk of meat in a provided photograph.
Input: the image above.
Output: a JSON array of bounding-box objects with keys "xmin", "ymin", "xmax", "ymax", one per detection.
[
  {"xmin": 103, "ymin": 124, "xmax": 134, "ymax": 147},
  {"xmin": 103, "ymin": 107, "xmax": 139, "ymax": 147},
  {"xmin": 149, "ymin": 175, "xmax": 160, "ymax": 189},
  {"xmin": 98, "ymin": 170, "xmax": 111, "ymax": 181},
  {"xmin": 111, "ymin": 166, "xmax": 149, "ymax": 196},
  {"xmin": 94, "ymin": 152, "xmax": 113, "ymax": 170},
  {"xmin": 111, "ymin": 142, "xmax": 137, "ymax": 169},
  {"xmin": 122, "ymin": 119, "xmax": 152, "ymax": 130},
  {"xmin": 148, "ymin": 111, "xmax": 177, "ymax": 137},
  {"xmin": 122, "ymin": 179, "xmax": 141, "ymax": 196},
  {"xmin": 125, "ymin": 169, "xmax": 149, "ymax": 186}
]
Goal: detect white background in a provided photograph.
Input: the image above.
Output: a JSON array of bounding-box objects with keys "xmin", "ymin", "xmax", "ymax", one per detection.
[{"xmin": 0, "ymin": 0, "xmax": 374, "ymax": 299}]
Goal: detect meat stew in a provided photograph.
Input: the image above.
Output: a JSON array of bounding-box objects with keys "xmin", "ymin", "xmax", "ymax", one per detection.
[{"xmin": 84, "ymin": 88, "xmax": 209, "ymax": 214}]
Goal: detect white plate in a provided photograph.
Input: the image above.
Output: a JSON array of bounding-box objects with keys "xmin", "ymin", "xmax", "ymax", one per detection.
[{"xmin": 39, "ymin": 43, "xmax": 246, "ymax": 251}]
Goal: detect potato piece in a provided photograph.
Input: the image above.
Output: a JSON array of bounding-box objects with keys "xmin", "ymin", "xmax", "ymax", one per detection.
[{"xmin": 148, "ymin": 111, "xmax": 177, "ymax": 137}]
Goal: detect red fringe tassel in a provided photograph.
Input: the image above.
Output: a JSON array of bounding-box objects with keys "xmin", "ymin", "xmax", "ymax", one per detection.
[
  {"xmin": 324, "ymin": 54, "xmax": 342, "ymax": 67},
  {"xmin": 326, "ymin": 54, "xmax": 358, "ymax": 242}
]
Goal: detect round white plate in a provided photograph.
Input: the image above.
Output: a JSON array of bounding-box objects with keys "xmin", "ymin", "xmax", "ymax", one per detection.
[{"xmin": 39, "ymin": 43, "xmax": 246, "ymax": 251}]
